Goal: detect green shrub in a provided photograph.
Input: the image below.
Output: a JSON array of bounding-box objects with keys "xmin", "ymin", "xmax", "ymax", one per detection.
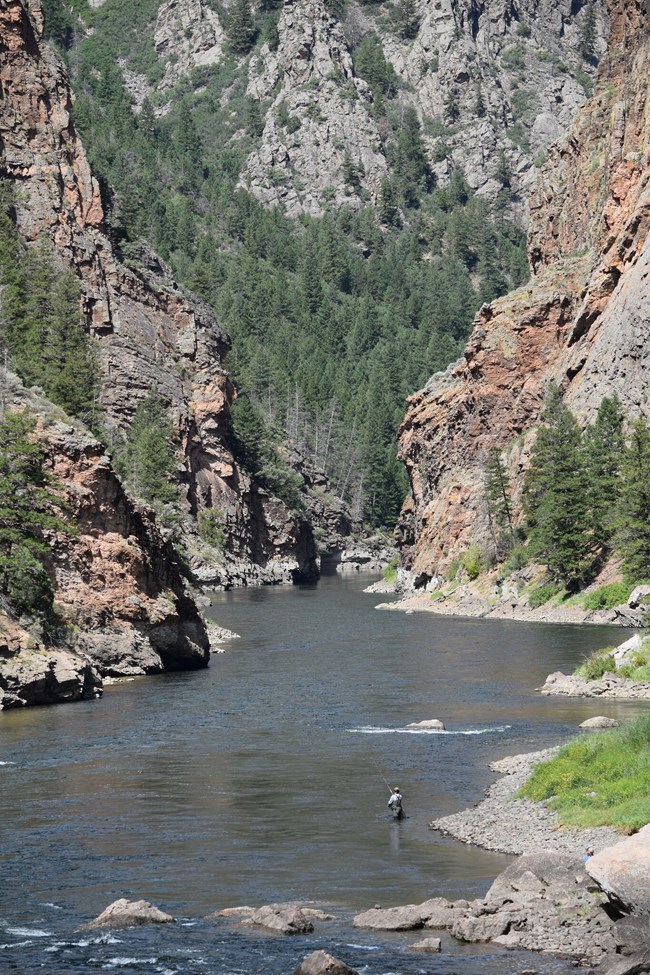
[
  {"xmin": 502, "ymin": 544, "xmax": 529, "ymax": 575},
  {"xmin": 197, "ymin": 509, "xmax": 226, "ymax": 549},
  {"xmin": 528, "ymin": 581, "xmax": 561, "ymax": 608},
  {"xmin": 462, "ymin": 544, "xmax": 486, "ymax": 580},
  {"xmin": 575, "ymin": 647, "xmax": 616, "ymax": 680},
  {"xmin": 583, "ymin": 582, "xmax": 632, "ymax": 611},
  {"xmin": 518, "ymin": 713, "xmax": 650, "ymax": 830},
  {"xmin": 383, "ymin": 555, "xmax": 399, "ymax": 584}
]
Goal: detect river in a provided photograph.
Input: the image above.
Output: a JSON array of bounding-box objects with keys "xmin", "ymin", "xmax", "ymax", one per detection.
[{"xmin": 0, "ymin": 572, "xmax": 644, "ymax": 975}]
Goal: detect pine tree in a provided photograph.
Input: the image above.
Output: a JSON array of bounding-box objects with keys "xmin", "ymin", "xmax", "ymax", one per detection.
[
  {"xmin": 579, "ymin": 2, "xmax": 597, "ymax": 62},
  {"xmin": 228, "ymin": 0, "xmax": 257, "ymax": 55},
  {"xmin": 616, "ymin": 418, "xmax": 650, "ymax": 583},
  {"xmin": 524, "ymin": 382, "xmax": 592, "ymax": 588},
  {"xmin": 394, "ymin": 0, "xmax": 420, "ymax": 40},
  {"xmin": 485, "ymin": 447, "xmax": 515, "ymax": 554},
  {"xmin": 584, "ymin": 395, "xmax": 624, "ymax": 548},
  {"xmin": 119, "ymin": 390, "xmax": 179, "ymax": 509},
  {"xmin": 0, "ymin": 410, "xmax": 68, "ymax": 618}
]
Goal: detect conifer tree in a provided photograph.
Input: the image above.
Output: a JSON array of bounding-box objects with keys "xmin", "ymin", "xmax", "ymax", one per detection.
[
  {"xmin": 484, "ymin": 447, "xmax": 514, "ymax": 554},
  {"xmin": 579, "ymin": 2, "xmax": 597, "ymax": 62},
  {"xmin": 616, "ymin": 418, "xmax": 650, "ymax": 583},
  {"xmin": 524, "ymin": 382, "xmax": 592, "ymax": 588},
  {"xmin": 119, "ymin": 390, "xmax": 179, "ymax": 509},
  {"xmin": 394, "ymin": 0, "xmax": 420, "ymax": 40},
  {"xmin": 584, "ymin": 395, "xmax": 624, "ymax": 548},
  {"xmin": 228, "ymin": 0, "xmax": 257, "ymax": 55},
  {"xmin": 0, "ymin": 410, "xmax": 68, "ymax": 618}
]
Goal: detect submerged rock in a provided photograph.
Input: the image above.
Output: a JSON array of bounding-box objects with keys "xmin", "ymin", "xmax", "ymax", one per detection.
[
  {"xmin": 80, "ymin": 898, "xmax": 175, "ymax": 931},
  {"xmin": 409, "ymin": 937, "xmax": 442, "ymax": 952},
  {"xmin": 579, "ymin": 716, "xmax": 620, "ymax": 728}
]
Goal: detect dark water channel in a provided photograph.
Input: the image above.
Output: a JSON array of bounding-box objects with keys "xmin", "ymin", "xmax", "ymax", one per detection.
[{"xmin": 1, "ymin": 572, "xmax": 645, "ymax": 975}]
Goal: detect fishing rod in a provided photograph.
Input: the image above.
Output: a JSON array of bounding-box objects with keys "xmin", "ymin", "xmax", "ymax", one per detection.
[{"xmin": 371, "ymin": 758, "xmax": 394, "ymax": 795}]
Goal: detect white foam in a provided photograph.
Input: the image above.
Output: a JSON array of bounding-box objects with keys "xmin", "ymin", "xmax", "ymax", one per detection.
[
  {"xmin": 102, "ymin": 958, "xmax": 159, "ymax": 969},
  {"xmin": 0, "ymin": 761, "xmax": 14, "ymax": 766},
  {"xmin": 5, "ymin": 926, "xmax": 51, "ymax": 937},
  {"xmin": 0, "ymin": 940, "xmax": 33, "ymax": 949},
  {"xmin": 40, "ymin": 902, "xmax": 63, "ymax": 910},
  {"xmin": 347, "ymin": 725, "xmax": 511, "ymax": 735},
  {"xmin": 345, "ymin": 943, "xmax": 382, "ymax": 951}
]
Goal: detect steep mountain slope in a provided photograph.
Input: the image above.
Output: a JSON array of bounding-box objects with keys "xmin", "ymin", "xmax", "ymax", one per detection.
[
  {"xmin": 0, "ymin": 0, "xmax": 318, "ymax": 586},
  {"xmin": 396, "ymin": 0, "xmax": 650, "ymax": 584},
  {"xmin": 239, "ymin": 0, "xmax": 608, "ymax": 218}
]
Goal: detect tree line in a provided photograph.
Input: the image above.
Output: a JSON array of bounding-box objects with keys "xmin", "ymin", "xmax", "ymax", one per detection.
[{"xmin": 485, "ymin": 384, "xmax": 650, "ymax": 590}]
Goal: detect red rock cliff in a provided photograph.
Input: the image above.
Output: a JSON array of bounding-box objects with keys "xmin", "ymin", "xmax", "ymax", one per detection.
[
  {"xmin": 0, "ymin": 0, "xmax": 316, "ymax": 585},
  {"xmin": 396, "ymin": 0, "xmax": 650, "ymax": 582}
]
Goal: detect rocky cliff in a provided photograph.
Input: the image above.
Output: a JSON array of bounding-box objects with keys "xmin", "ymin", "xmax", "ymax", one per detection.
[
  {"xmin": 396, "ymin": 0, "xmax": 650, "ymax": 584},
  {"xmin": 0, "ymin": 373, "xmax": 209, "ymax": 710},
  {"xmin": 239, "ymin": 0, "xmax": 608, "ymax": 218},
  {"xmin": 0, "ymin": 0, "xmax": 318, "ymax": 587}
]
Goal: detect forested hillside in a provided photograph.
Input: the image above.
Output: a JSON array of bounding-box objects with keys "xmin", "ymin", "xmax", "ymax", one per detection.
[{"xmin": 39, "ymin": 0, "xmax": 602, "ymax": 528}]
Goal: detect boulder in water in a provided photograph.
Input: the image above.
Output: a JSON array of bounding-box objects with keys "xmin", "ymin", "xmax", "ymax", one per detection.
[
  {"xmin": 579, "ymin": 716, "xmax": 620, "ymax": 728},
  {"xmin": 409, "ymin": 937, "xmax": 442, "ymax": 952},
  {"xmin": 405, "ymin": 719, "xmax": 445, "ymax": 730},
  {"xmin": 79, "ymin": 898, "xmax": 175, "ymax": 930},
  {"xmin": 293, "ymin": 949, "xmax": 359, "ymax": 975},
  {"xmin": 247, "ymin": 903, "xmax": 314, "ymax": 935}
]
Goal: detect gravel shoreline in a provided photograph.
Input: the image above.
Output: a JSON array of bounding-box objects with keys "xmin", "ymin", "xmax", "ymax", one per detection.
[{"xmin": 430, "ymin": 747, "xmax": 622, "ymax": 856}]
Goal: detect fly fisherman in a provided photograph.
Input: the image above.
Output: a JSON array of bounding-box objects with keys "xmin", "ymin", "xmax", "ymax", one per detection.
[{"xmin": 387, "ymin": 786, "xmax": 403, "ymax": 819}]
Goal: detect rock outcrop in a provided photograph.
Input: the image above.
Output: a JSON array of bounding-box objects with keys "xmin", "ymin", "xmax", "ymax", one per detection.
[
  {"xmin": 0, "ymin": 0, "xmax": 318, "ymax": 589},
  {"xmin": 242, "ymin": 0, "xmax": 387, "ymax": 216},
  {"xmin": 380, "ymin": 0, "xmax": 608, "ymax": 211},
  {"xmin": 0, "ymin": 374, "xmax": 210, "ymax": 708},
  {"xmin": 154, "ymin": 0, "xmax": 226, "ymax": 91},
  {"xmin": 396, "ymin": 0, "xmax": 650, "ymax": 581}
]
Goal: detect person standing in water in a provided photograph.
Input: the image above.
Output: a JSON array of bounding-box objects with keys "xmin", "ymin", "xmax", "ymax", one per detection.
[{"xmin": 387, "ymin": 786, "xmax": 403, "ymax": 819}]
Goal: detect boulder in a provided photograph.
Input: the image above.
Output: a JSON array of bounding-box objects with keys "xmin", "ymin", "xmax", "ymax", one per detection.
[
  {"xmin": 79, "ymin": 898, "xmax": 175, "ymax": 931},
  {"xmin": 405, "ymin": 719, "xmax": 446, "ymax": 730},
  {"xmin": 587, "ymin": 825, "xmax": 650, "ymax": 914},
  {"xmin": 599, "ymin": 952, "xmax": 650, "ymax": 975},
  {"xmin": 613, "ymin": 916, "xmax": 650, "ymax": 956},
  {"xmin": 451, "ymin": 913, "xmax": 511, "ymax": 942},
  {"xmin": 247, "ymin": 904, "xmax": 314, "ymax": 935},
  {"xmin": 628, "ymin": 587, "xmax": 650, "ymax": 609},
  {"xmin": 613, "ymin": 633, "xmax": 643, "ymax": 665},
  {"xmin": 353, "ymin": 904, "xmax": 425, "ymax": 930},
  {"xmin": 209, "ymin": 906, "xmax": 255, "ymax": 918},
  {"xmin": 579, "ymin": 716, "xmax": 620, "ymax": 728},
  {"xmin": 409, "ymin": 937, "xmax": 442, "ymax": 952},
  {"xmin": 293, "ymin": 950, "xmax": 358, "ymax": 975}
]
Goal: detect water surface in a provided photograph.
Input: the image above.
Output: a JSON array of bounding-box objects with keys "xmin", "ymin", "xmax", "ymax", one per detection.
[{"xmin": 1, "ymin": 572, "xmax": 641, "ymax": 974}]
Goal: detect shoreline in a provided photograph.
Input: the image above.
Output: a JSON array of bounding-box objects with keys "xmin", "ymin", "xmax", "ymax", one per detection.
[
  {"xmin": 429, "ymin": 747, "xmax": 621, "ymax": 856},
  {"xmin": 372, "ymin": 586, "xmax": 632, "ymax": 627}
]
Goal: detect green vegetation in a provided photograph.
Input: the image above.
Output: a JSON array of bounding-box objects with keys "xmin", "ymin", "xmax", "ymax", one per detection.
[
  {"xmin": 113, "ymin": 389, "xmax": 180, "ymax": 513},
  {"xmin": 60, "ymin": 7, "xmax": 528, "ymax": 530},
  {"xmin": 0, "ymin": 186, "xmax": 99, "ymax": 427},
  {"xmin": 0, "ymin": 410, "xmax": 70, "ymax": 622},
  {"xmin": 524, "ymin": 382, "xmax": 591, "ymax": 589},
  {"xmin": 528, "ymin": 581, "xmax": 562, "ymax": 609},
  {"xmin": 197, "ymin": 509, "xmax": 226, "ymax": 550},
  {"xmin": 519, "ymin": 713, "xmax": 650, "ymax": 830},
  {"xmin": 383, "ymin": 555, "xmax": 399, "ymax": 584},
  {"xmin": 574, "ymin": 646, "xmax": 616, "ymax": 680},
  {"xmin": 582, "ymin": 582, "xmax": 631, "ymax": 611}
]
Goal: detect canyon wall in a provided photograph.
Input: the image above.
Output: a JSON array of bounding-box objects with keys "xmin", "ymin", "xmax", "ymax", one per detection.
[
  {"xmin": 396, "ymin": 0, "xmax": 650, "ymax": 583},
  {"xmin": 0, "ymin": 0, "xmax": 317, "ymax": 587}
]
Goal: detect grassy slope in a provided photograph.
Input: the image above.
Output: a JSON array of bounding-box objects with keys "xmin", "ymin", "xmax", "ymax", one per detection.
[{"xmin": 519, "ymin": 713, "xmax": 650, "ymax": 831}]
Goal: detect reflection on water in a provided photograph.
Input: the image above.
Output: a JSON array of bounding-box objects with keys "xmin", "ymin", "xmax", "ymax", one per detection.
[{"xmin": 0, "ymin": 573, "xmax": 642, "ymax": 974}]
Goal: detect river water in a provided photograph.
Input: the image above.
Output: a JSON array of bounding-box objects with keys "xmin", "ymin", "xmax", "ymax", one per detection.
[{"xmin": 1, "ymin": 572, "xmax": 644, "ymax": 975}]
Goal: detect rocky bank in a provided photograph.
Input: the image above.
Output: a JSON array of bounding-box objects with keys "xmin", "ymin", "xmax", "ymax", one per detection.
[
  {"xmin": 0, "ymin": 374, "xmax": 210, "ymax": 710},
  {"xmin": 396, "ymin": 0, "xmax": 650, "ymax": 586}
]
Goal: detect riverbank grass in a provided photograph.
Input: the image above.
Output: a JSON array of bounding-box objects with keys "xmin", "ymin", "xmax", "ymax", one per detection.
[{"xmin": 518, "ymin": 714, "xmax": 650, "ymax": 832}]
